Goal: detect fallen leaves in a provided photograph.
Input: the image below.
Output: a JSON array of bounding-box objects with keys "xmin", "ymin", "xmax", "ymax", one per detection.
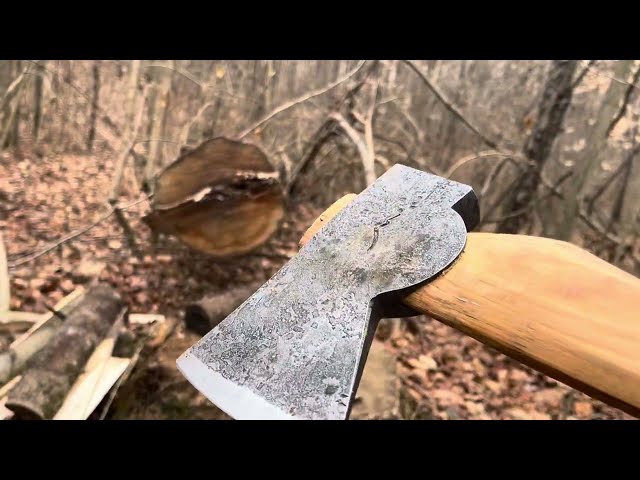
[
  {"xmin": 574, "ymin": 401, "xmax": 594, "ymax": 418},
  {"xmin": 407, "ymin": 354, "xmax": 438, "ymax": 372}
]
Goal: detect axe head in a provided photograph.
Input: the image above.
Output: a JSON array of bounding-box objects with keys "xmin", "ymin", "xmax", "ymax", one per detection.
[{"xmin": 177, "ymin": 164, "xmax": 479, "ymax": 420}]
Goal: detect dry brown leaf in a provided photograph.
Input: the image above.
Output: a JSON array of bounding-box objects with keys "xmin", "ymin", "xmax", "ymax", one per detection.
[{"xmin": 574, "ymin": 401, "xmax": 593, "ymax": 418}]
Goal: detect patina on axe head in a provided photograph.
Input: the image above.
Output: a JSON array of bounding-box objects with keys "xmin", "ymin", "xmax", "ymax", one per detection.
[{"xmin": 177, "ymin": 164, "xmax": 479, "ymax": 420}]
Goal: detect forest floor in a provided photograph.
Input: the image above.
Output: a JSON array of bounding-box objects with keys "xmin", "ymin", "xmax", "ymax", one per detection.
[{"xmin": 0, "ymin": 146, "xmax": 634, "ymax": 420}]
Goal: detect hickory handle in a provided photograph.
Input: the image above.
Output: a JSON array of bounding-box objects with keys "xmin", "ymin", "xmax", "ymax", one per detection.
[{"xmin": 300, "ymin": 194, "xmax": 640, "ymax": 418}]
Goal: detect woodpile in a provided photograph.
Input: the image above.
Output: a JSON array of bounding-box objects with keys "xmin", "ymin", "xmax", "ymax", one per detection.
[{"xmin": 1, "ymin": 250, "xmax": 166, "ymax": 421}]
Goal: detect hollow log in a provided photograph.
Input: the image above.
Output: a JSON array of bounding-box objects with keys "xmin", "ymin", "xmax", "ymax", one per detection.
[
  {"xmin": 143, "ymin": 137, "xmax": 285, "ymax": 257},
  {"xmin": 184, "ymin": 282, "xmax": 262, "ymax": 336},
  {"xmin": 5, "ymin": 284, "xmax": 125, "ymax": 419}
]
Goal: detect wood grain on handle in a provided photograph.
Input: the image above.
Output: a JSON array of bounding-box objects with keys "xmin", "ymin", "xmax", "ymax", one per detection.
[{"xmin": 301, "ymin": 195, "xmax": 640, "ymax": 417}]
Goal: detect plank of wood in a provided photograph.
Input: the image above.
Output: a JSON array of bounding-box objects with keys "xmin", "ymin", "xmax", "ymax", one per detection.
[
  {"xmin": 0, "ymin": 232, "xmax": 9, "ymax": 313},
  {"xmin": 54, "ymin": 352, "xmax": 130, "ymax": 420},
  {"xmin": 0, "ymin": 399, "xmax": 14, "ymax": 420},
  {"xmin": 0, "ymin": 312, "xmax": 44, "ymax": 334},
  {"xmin": 300, "ymin": 194, "xmax": 640, "ymax": 418},
  {"xmin": 128, "ymin": 313, "xmax": 165, "ymax": 325}
]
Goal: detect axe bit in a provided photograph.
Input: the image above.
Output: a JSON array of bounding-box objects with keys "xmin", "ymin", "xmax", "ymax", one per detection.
[{"xmin": 178, "ymin": 164, "xmax": 640, "ymax": 420}]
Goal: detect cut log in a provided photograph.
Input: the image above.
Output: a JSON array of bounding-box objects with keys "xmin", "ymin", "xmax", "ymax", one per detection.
[
  {"xmin": 0, "ymin": 287, "xmax": 86, "ymax": 384},
  {"xmin": 184, "ymin": 282, "xmax": 262, "ymax": 336},
  {"xmin": 143, "ymin": 137, "xmax": 285, "ymax": 257},
  {"xmin": 5, "ymin": 284, "xmax": 125, "ymax": 419}
]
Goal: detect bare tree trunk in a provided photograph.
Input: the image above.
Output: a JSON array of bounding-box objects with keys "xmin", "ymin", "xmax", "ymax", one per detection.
[
  {"xmin": 86, "ymin": 60, "xmax": 100, "ymax": 153},
  {"xmin": 547, "ymin": 60, "xmax": 637, "ymax": 240},
  {"xmin": 498, "ymin": 60, "xmax": 578, "ymax": 234},
  {"xmin": 615, "ymin": 114, "xmax": 640, "ymax": 266},
  {"xmin": 32, "ymin": 61, "xmax": 44, "ymax": 141},
  {"xmin": 145, "ymin": 60, "xmax": 174, "ymax": 187},
  {"xmin": 125, "ymin": 60, "xmax": 141, "ymax": 129},
  {"xmin": 1, "ymin": 61, "xmax": 26, "ymax": 150}
]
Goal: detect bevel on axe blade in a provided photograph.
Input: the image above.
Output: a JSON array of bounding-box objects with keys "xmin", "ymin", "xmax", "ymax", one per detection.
[{"xmin": 176, "ymin": 164, "xmax": 479, "ymax": 420}]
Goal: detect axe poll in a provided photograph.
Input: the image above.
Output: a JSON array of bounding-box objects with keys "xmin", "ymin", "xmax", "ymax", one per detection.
[{"xmin": 177, "ymin": 164, "xmax": 640, "ymax": 420}]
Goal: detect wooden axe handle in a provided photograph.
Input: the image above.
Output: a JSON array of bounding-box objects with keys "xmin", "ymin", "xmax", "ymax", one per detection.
[{"xmin": 300, "ymin": 194, "xmax": 640, "ymax": 417}]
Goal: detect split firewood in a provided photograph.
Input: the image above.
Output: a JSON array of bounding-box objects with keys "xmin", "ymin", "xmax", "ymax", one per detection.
[
  {"xmin": 143, "ymin": 137, "xmax": 285, "ymax": 257},
  {"xmin": 0, "ymin": 232, "xmax": 8, "ymax": 314},
  {"xmin": 5, "ymin": 284, "xmax": 125, "ymax": 420},
  {"xmin": 0, "ymin": 311, "xmax": 44, "ymax": 334},
  {"xmin": 0, "ymin": 287, "xmax": 86, "ymax": 384},
  {"xmin": 98, "ymin": 342, "xmax": 143, "ymax": 420},
  {"xmin": 53, "ymin": 338, "xmax": 130, "ymax": 420},
  {"xmin": 128, "ymin": 313, "xmax": 165, "ymax": 325},
  {"xmin": 0, "ymin": 399, "xmax": 13, "ymax": 420},
  {"xmin": 184, "ymin": 281, "xmax": 263, "ymax": 336}
]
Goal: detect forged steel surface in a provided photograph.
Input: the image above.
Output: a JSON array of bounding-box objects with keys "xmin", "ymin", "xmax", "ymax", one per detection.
[{"xmin": 177, "ymin": 164, "xmax": 479, "ymax": 420}]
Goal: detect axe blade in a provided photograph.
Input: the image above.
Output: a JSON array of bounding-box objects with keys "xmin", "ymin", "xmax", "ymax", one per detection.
[{"xmin": 177, "ymin": 164, "xmax": 479, "ymax": 420}]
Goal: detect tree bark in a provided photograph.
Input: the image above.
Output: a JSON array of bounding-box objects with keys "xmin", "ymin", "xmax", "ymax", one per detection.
[
  {"xmin": 145, "ymin": 60, "xmax": 174, "ymax": 187},
  {"xmin": 498, "ymin": 60, "xmax": 578, "ymax": 234},
  {"xmin": 546, "ymin": 60, "xmax": 637, "ymax": 240},
  {"xmin": 32, "ymin": 61, "xmax": 44, "ymax": 141},
  {"xmin": 125, "ymin": 60, "xmax": 141, "ymax": 129},
  {"xmin": 5, "ymin": 284, "xmax": 124, "ymax": 419},
  {"xmin": 86, "ymin": 60, "xmax": 100, "ymax": 153}
]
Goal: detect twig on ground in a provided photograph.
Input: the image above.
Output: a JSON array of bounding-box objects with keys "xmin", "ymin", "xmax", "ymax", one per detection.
[{"xmin": 8, "ymin": 196, "xmax": 151, "ymax": 268}]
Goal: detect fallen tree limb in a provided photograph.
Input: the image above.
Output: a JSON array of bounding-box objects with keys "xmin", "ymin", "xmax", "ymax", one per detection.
[
  {"xmin": 0, "ymin": 287, "xmax": 86, "ymax": 384},
  {"xmin": 5, "ymin": 285, "xmax": 124, "ymax": 419}
]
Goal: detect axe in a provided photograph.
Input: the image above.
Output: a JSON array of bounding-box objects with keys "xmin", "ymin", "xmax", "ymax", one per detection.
[{"xmin": 177, "ymin": 164, "xmax": 640, "ymax": 420}]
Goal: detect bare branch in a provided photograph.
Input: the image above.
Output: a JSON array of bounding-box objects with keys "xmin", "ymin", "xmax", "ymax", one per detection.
[
  {"xmin": 585, "ymin": 143, "xmax": 640, "ymax": 214},
  {"xmin": 479, "ymin": 157, "xmax": 510, "ymax": 199},
  {"xmin": 0, "ymin": 65, "xmax": 29, "ymax": 112},
  {"xmin": 572, "ymin": 60, "xmax": 597, "ymax": 88},
  {"xmin": 178, "ymin": 100, "xmax": 217, "ymax": 147},
  {"xmin": 330, "ymin": 112, "xmax": 371, "ymax": 177},
  {"xmin": 145, "ymin": 63, "xmax": 203, "ymax": 89},
  {"xmin": 444, "ymin": 150, "xmax": 521, "ymax": 178},
  {"xmin": 606, "ymin": 65, "xmax": 640, "ymax": 137},
  {"xmin": 483, "ymin": 171, "xmax": 573, "ymax": 223},
  {"xmin": 235, "ymin": 60, "xmax": 367, "ymax": 140},
  {"xmin": 8, "ymin": 196, "xmax": 151, "ymax": 268},
  {"xmin": 108, "ymin": 85, "xmax": 150, "ymax": 202},
  {"xmin": 401, "ymin": 60, "xmax": 498, "ymax": 149}
]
